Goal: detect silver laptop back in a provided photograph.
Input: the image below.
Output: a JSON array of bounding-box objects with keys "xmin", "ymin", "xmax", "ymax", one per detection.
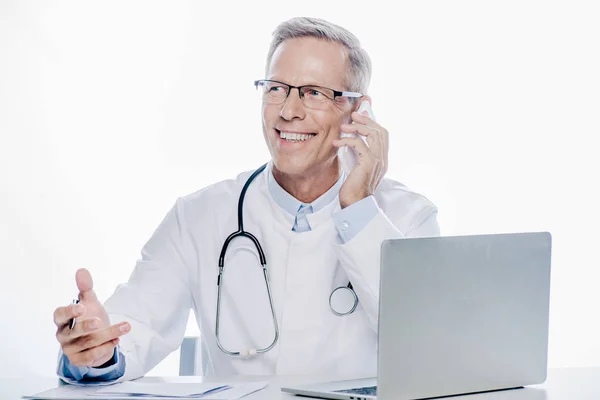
[{"xmin": 377, "ymin": 232, "xmax": 552, "ymax": 400}]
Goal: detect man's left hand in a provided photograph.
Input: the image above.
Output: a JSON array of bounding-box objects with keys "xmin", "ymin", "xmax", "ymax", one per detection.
[{"xmin": 333, "ymin": 110, "xmax": 389, "ymax": 209}]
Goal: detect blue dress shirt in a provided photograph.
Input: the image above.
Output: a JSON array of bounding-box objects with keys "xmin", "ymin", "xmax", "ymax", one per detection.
[
  {"xmin": 59, "ymin": 167, "xmax": 377, "ymax": 382},
  {"xmin": 266, "ymin": 167, "xmax": 377, "ymax": 240},
  {"xmin": 58, "ymin": 347, "xmax": 124, "ymax": 382}
]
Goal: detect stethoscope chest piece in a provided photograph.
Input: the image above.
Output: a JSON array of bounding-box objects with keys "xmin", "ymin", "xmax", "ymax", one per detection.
[{"xmin": 329, "ymin": 284, "xmax": 358, "ymax": 316}]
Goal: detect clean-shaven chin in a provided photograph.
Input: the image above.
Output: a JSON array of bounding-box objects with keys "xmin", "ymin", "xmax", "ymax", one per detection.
[{"xmin": 274, "ymin": 128, "xmax": 317, "ymax": 148}]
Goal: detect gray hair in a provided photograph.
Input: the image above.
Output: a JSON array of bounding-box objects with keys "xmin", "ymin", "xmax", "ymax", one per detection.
[{"xmin": 265, "ymin": 17, "xmax": 372, "ymax": 94}]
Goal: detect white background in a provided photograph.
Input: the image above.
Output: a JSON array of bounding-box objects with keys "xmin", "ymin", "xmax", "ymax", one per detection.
[{"xmin": 1, "ymin": 0, "xmax": 599, "ymax": 378}]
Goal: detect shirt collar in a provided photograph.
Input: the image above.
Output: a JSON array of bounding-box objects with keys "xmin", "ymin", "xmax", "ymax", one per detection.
[{"xmin": 267, "ymin": 164, "xmax": 344, "ymax": 216}]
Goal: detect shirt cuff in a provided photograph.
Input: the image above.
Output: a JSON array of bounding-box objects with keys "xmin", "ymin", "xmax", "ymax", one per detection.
[
  {"xmin": 59, "ymin": 347, "xmax": 125, "ymax": 383},
  {"xmin": 332, "ymin": 195, "xmax": 378, "ymax": 243}
]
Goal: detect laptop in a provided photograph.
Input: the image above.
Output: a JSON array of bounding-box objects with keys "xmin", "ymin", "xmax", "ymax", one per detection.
[{"xmin": 281, "ymin": 232, "xmax": 552, "ymax": 400}]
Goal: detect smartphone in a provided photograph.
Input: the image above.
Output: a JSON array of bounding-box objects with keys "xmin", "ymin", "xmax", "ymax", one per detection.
[{"xmin": 338, "ymin": 101, "xmax": 376, "ymax": 175}]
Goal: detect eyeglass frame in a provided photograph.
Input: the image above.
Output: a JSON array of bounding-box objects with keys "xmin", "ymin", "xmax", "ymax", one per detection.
[{"xmin": 254, "ymin": 79, "xmax": 364, "ymax": 105}]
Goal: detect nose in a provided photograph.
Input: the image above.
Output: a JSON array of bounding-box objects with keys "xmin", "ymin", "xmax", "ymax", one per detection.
[{"xmin": 279, "ymin": 88, "xmax": 306, "ymax": 121}]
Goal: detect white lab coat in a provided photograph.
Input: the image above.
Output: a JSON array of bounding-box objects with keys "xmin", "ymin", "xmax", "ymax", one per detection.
[{"xmin": 69, "ymin": 161, "xmax": 439, "ymax": 382}]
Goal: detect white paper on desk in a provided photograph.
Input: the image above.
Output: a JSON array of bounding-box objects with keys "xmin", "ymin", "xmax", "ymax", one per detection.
[
  {"xmin": 23, "ymin": 381, "xmax": 268, "ymax": 400},
  {"xmin": 93, "ymin": 381, "xmax": 231, "ymax": 397},
  {"xmin": 201, "ymin": 382, "xmax": 267, "ymax": 399}
]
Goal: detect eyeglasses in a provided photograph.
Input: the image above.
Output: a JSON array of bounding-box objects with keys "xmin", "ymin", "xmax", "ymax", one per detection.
[{"xmin": 254, "ymin": 79, "xmax": 363, "ymax": 110}]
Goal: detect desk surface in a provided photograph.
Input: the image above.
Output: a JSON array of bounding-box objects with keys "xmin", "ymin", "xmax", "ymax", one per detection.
[{"xmin": 3, "ymin": 367, "xmax": 599, "ymax": 400}]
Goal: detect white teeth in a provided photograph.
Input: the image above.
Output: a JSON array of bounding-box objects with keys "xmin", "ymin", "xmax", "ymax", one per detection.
[{"xmin": 279, "ymin": 131, "xmax": 315, "ymax": 141}]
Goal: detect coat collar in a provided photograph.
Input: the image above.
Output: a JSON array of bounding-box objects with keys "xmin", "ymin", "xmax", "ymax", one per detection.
[{"xmin": 266, "ymin": 162, "xmax": 344, "ymax": 218}]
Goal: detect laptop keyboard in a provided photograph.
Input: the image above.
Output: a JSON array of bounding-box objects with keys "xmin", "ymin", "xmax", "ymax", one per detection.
[{"xmin": 335, "ymin": 386, "xmax": 377, "ymax": 396}]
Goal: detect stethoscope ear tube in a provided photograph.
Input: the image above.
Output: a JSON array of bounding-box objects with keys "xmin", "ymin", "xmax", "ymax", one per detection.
[
  {"xmin": 216, "ymin": 163, "xmax": 278, "ymax": 357},
  {"xmin": 216, "ymin": 257, "xmax": 279, "ymax": 357}
]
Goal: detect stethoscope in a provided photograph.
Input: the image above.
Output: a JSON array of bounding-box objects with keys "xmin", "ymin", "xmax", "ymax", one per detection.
[{"xmin": 215, "ymin": 163, "xmax": 359, "ymax": 357}]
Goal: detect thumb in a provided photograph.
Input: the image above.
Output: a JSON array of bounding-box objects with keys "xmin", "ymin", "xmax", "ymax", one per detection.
[{"xmin": 76, "ymin": 268, "xmax": 98, "ymax": 302}]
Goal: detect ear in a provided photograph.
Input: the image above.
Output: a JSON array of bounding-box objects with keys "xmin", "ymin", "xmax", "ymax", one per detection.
[{"xmin": 353, "ymin": 95, "xmax": 372, "ymax": 112}]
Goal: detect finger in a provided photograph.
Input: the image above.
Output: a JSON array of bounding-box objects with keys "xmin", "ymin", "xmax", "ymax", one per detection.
[
  {"xmin": 338, "ymin": 124, "xmax": 383, "ymax": 157},
  {"xmin": 348, "ymin": 110, "xmax": 388, "ymax": 180},
  {"xmin": 343, "ymin": 118, "xmax": 388, "ymax": 164},
  {"xmin": 53, "ymin": 303, "xmax": 86, "ymax": 328},
  {"xmin": 62, "ymin": 322, "xmax": 130, "ymax": 355},
  {"xmin": 76, "ymin": 268, "xmax": 97, "ymax": 302},
  {"xmin": 339, "ymin": 123, "xmax": 380, "ymax": 138},
  {"xmin": 350, "ymin": 111, "xmax": 378, "ymax": 127},
  {"xmin": 69, "ymin": 338, "xmax": 120, "ymax": 367},
  {"xmin": 332, "ymin": 137, "xmax": 372, "ymax": 161},
  {"xmin": 56, "ymin": 317, "xmax": 102, "ymax": 342},
  {"xmin": 350, "ymin": 112, "xmax": 388, "ymax": 142}
]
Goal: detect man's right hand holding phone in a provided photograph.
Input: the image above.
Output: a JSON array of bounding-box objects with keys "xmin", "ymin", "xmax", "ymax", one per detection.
[{"xmin": 53, "ymin": 268, "xmax": 131, "ymax": 367}]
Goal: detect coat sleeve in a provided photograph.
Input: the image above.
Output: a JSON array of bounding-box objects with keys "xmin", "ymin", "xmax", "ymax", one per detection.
[
  {"xmin": 100, "ymin": 197, "xmax": 195, "ymax": 382},
  {"xmin": 335, "ymin": 186, "xmax": 440, "ymax": 332}
]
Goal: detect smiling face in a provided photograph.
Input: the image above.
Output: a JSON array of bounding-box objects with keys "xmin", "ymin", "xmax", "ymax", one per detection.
[{"xmin": 262, "ymin": 37, "xmax": 357, "ymax": 177}]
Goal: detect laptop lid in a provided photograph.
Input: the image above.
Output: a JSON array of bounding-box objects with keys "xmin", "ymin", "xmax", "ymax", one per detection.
[{"xmin": 377, "ymin": 232, "xmax": 552, "ymax": 400}]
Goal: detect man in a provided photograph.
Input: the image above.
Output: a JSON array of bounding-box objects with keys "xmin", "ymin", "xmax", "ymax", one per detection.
[{"xmin": 53, "ymin": 16, "xmax": 439, "ymax": 384}]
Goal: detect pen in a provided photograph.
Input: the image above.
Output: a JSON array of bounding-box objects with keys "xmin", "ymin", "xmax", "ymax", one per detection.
[{"xmin": 69, "ymin": 299, "xmax": 79, "ymax": 329}]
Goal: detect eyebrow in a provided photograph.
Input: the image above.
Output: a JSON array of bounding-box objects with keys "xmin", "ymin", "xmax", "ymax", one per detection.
[{"xmin": 268, "ymin": 77, "xmax": 338, "ymax": 88}]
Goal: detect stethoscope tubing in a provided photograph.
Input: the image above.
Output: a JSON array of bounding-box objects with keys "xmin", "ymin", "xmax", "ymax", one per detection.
[{"xmin": 215, "ymin": 163, "xmax": 357, "ymax": 357}]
